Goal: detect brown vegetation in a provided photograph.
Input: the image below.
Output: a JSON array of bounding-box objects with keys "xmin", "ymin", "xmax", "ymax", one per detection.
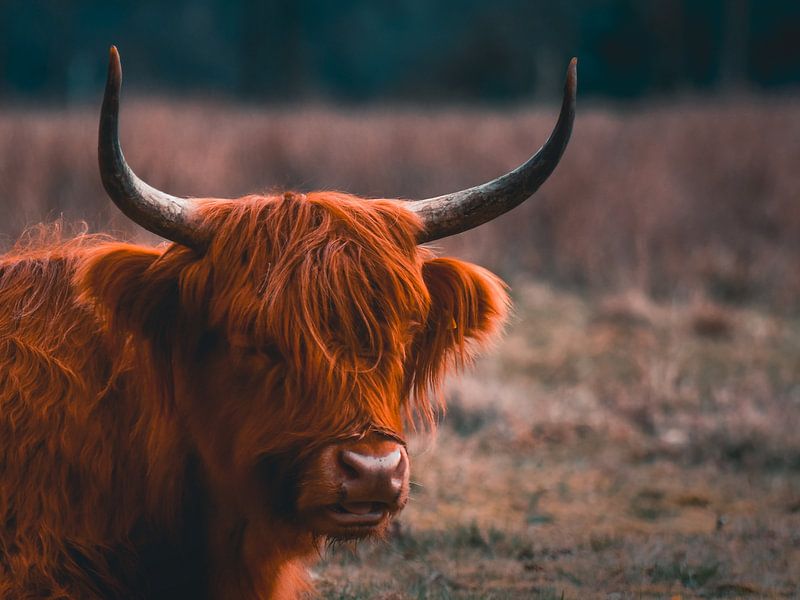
[{"xmin": 1, "ymin": 97, "xmax": 799, "ymax": 309}]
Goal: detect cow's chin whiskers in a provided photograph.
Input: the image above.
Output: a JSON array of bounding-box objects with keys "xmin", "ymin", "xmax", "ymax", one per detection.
[
  {"xmin": 321, "ymin": 522, "xmax": 393, "ymax": 553},
  {"xmin": 322, "ymin": 519, "xmax": 390, "ymax": 543}
]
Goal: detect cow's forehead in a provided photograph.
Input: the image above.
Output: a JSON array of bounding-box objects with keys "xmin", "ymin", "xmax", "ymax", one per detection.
[{"xmin": 197, "ymin": 192, "xmax": 431, "ymax": 366}]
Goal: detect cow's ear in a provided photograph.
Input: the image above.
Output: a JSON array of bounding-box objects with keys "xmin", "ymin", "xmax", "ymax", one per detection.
[
  {"xmin": 77, "ymin": 244, "xmax": 184, "ymax": 339},
  {"xmin": 411, "ymin": 258, "xmax": 509, "ymax": 390}
]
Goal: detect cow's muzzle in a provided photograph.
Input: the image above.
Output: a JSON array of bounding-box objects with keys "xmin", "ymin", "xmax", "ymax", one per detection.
[
  {"xmin": 326, "ymin": 440, "xmax": 408, "ymax": 528},
  {"xmin": 299, "ymin": 435, "xmax": 410, "ymax": 538}
]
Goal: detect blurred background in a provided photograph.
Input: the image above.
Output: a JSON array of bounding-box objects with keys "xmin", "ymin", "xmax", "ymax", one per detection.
[
  {"xmin": 2, "ymin": 0, "xmax": 800, "ymax": 102},
  {"xmin": 1, "ymin": 1, "xmax": 799, "ymax": 597}
]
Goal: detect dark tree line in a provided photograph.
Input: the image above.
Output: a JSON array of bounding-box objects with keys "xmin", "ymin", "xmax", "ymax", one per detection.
[{"xmin": 0, "ymin": 0, "xmax": 797, "ymax": 103}]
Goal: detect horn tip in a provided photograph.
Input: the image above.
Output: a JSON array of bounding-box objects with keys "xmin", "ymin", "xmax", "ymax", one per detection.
[
  {"xmin": 106, "ymin": 45, "xmax": 122, "ymax": 88},
  {"xmin": 567, "ymin": 57, "xmax": 577, "ymax": 86}
]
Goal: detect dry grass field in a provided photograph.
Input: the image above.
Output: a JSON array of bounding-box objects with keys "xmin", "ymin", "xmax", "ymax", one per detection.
[
  {"xmin": 1, "ymin": 97, "xmax": 799, "ymax": 309},
  {"xmin": 314, "ymin": 284, "xmax": 800, "ymax": 598},
  {"xmin": 1, "ymin": 98, "xmax": 798, "ymax": 597}
]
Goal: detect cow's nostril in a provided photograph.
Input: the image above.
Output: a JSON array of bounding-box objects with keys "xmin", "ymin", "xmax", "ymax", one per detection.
[{"xmin": 338, "ymin": 452, "xmax": 361, "ymax": 480}]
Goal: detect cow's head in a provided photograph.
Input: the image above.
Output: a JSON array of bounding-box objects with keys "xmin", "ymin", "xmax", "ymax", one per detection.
[{"xmin": 82, "ymin": 48, "xmax": 575, "ymax": 543}]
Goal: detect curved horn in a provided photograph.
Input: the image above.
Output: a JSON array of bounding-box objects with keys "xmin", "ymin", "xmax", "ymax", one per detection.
[
  {"xmin": 99, "ymin": 46, "xmax": 207, "ymax": 249},
  {"xmin": 409, "ymin": 58, "xmax": 577, "ymax": 243}
]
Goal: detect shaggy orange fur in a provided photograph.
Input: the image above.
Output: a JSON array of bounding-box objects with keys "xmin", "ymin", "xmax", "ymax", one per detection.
[{"xmin": 0, "ymin": 192, "xmax": 508, "ymax": 599}]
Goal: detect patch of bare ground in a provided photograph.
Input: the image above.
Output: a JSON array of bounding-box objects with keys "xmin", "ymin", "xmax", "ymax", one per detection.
[{"xmin": 312, "ymin": 283, "xmax": 800, "ymax": 598}]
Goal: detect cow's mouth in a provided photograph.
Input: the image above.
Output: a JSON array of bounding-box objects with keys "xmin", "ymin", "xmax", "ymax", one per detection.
[
  {"xmin": 305, "ymin": 502, "xmax": 391, "ymax": 539},
  {"xmin": 325, "ymin": 502, "xmax": 388, "ymax": 527}
]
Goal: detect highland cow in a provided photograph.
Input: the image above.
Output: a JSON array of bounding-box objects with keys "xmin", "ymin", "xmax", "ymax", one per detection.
[{"xmin": 0, "ymin": 48, "xmax": 576, "ymax": 598}]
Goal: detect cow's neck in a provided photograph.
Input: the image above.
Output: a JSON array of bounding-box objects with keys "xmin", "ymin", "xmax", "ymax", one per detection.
[{"xmin": 206, "ymin": 497, "xmax": 315, "ymax": 599}]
